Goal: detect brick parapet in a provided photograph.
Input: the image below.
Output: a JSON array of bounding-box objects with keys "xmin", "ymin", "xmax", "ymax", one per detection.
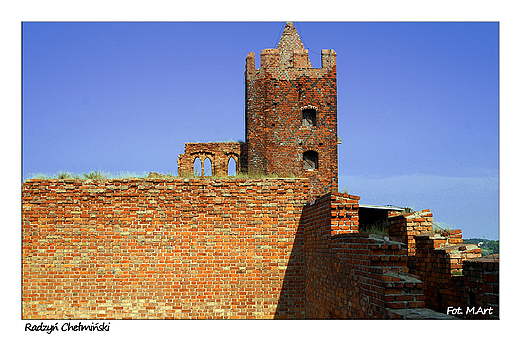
[
  {"xmin": 462, "ymin": 255, "xmax": 499, "ymax": 319},
  {"xmin": 410, "ymin": 230, "xmax": 500, "ymax": 318},
  {"xmin": 388, "ymin": 209, "xmax": 434, "ymax": 257},
  {"xmin": 414, "ymin": 230, "xmax": 477, "ymax": 277},
  {"xmin": 330, "ymin": 192, "xmax": 360, "ymax": 235},
  {"xmin": 303, "ymin": 193, "xmax": 427, "ymax": 318},
  {"xmin": 22, "ymin": 178, "xmax": 497, "ymax": 319},
  {"xmin": 23, "ymin": 178, "xmax": 310, "ymax": 319},
  {"xmin": 305, "ymin": 232, "xmax": 427, "ymax": 318}
]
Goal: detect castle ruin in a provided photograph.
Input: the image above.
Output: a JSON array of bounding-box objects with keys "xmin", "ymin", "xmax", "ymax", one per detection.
[{"xmin": 22, "ymin": 23, "xmax": 498, "ymax": 320}]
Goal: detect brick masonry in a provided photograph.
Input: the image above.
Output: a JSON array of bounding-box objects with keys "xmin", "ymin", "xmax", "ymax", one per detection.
[
  {"xmin": 181, "ymin": 23, "xmax": 338, "ymax": 199},
  {"xmin": 22, "ymin": 178, "xmax": 309, "ymax": 319},
  {"xmin": 245, "ymin": 23, "xmax": 338, "ymax": 199},
  {"xmin": 22, "ymin": 23, "xmax": 498, "ymax": 320},
  {"xmin": 22, "ymin": 179, "xmax": 498, "ymax": 319},
  {"xmin": 303, "ymin": 193, "xmax": 426, "ymax": 319},
  {"xmin": 177, "ymin": 142, "xmax": 247, "ymax": 177},
  {"xmin": 387, "ymin": 212, "xmax": 499, "ymax": 319},
  {"xmin": 388, "ymin": 209, "xmax": 434, "ymax": 258}
]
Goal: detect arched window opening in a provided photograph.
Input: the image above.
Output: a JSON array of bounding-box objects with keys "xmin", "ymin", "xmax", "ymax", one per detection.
[
  {"xmin": 204, "ymin": 158, "xmax": 212, "ymax": 176},
  {"xmin": 302, "ymin": 108, "xmax": 317, "ymax": 127},
  {"xmin": 227, "ymin": 157, "xmax": 237, "ymax": 176},
  {"xmin": 193, "ymin": 157, "xmax": 202, "ymax": 176},
  {"xmin": 303, "ymin": 151, "xmax": 318, "ymax": 170}
]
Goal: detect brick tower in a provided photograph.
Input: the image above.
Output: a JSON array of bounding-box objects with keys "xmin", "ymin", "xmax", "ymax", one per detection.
[{"xmin": 245, "ymin": 22, "xmax": 338, "ymax": 198}]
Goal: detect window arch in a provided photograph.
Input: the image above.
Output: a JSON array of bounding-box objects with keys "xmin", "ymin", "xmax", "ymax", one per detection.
[
  {"xmin": 204, "ymin": 158, "xmax": 212, "ymax": 176},
  {"xmin": 303, "ymin": 151, "xmax": 318, "ymax": 170},
  {"xmin": 227, "ymin": 157, "xmax": 237, "ymax": 176},
  {"xmin": 193, "ymin": 157, "xmax": 202, "ymax": 176}
]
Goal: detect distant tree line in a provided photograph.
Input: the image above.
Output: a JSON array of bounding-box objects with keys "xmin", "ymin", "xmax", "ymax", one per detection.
[{"xmin": 463, "ymin": 238, "xmax": 499, "ymax": 255}]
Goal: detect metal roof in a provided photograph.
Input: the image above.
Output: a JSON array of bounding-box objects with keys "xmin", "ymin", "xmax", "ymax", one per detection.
[{"xmin": 358, "ymin": 204, "xmax": 406, "ymax": 211}]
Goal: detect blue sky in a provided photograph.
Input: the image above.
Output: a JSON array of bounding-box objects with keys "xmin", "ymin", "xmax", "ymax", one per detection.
[{"xmin": 22, "ymin": 22, "xmax": 499, "ymax": 239}]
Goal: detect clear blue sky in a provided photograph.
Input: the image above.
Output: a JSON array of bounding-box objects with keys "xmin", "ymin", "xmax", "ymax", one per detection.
[{"xmin": 22, "ymin": 22, "xmax": 498, "ymax": 239}]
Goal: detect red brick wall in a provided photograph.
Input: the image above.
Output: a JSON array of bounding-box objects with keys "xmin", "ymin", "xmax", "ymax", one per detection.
[
  {"xmin": 388, "ymin": 209, "xmax": 434, "ymax": 257},
  {"xmin": 22, "ymin": 179, "xmax": 497, "ymax": 319},
  {"xmin": 463, "ymin": 256, "xmax": 499, "ymax": 319},
  {"xmin": 410, "ymin": 230, "xmax": 500, "ymax": 318},
  {"xmin": 22, "ymin": 178, "xmax": 309, "ymax": 319},
  {"xmin": 386, "ymin": 212, "xmax": 499, "ymax": 319},
  {"xmin": 303, "ymin": 193, "xmax": 425, "ymax": 319},
  {"xmin": 245, "ymin": 23, "xmax": 338, "ymax": 199}
]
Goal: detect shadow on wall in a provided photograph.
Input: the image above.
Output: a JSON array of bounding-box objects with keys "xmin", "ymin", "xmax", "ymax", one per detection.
[{"xmin": 274, "ymin": 215, "xmax": 306, "ymax": 319}]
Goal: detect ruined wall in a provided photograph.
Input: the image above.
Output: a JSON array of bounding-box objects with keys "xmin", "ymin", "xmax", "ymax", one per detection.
[
  {"xmin": 462, "ymin": 255, "xmax": 499, "ymax": 318},
  {"xmin": 21, "ymin": 181, "xmax": 432, "ymax": 320},
  {"xmin": 387, "ymin": 214, "xmax": 499, "ymax": 319},
  {"xmin": 413, "ymin": 230, "xmax": 469, "ymax": 311},
  {"xmin": 303, "ymin": 193, "xmax": 426, "ymax": 319},
  {"xmin": 388, "ymin": 209, "xmax": 434, "ymax": 257},
  {"xmin": 22, "ymin": 179, "xmax": 497, "ymax": 319},
  {"xmin": 22, "ymin": 178, "xmax": 309, "ymax": 319},
  {"xmin": 411, "ymin": 231, "xmax": 498, "ymax": 318},
  {"xmin": 177, "ymin": 142, "xmax": 246, "ymax": 177}
]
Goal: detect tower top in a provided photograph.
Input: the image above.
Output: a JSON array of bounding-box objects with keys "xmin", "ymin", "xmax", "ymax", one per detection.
[
  {"xmin": 276, "ymin": 22, "xmax": 310, "ymax": 68},
  {"xmin": 277, "ymin": 22, "xmax": 305, "ymax": 51}
]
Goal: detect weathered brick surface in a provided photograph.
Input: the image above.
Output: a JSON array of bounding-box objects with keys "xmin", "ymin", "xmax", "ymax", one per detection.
[
  {"xmin": 303, "ymin": 193, "xmax": 425, "ymax": 319},
  {"xmin": 463, "ymin": 256, "xmax": 499, "ymax": 318},
  {"xmin": 22, "ymin": 178, "xmax": 309, "ymax": 319},
  {"xmin": 406, "ymin": 229, "xmax": 498, "ymax": 319},
  {"xmin": 177, "ymin": 142, "xmax": 246, "ymax": 177},
  {"xmin": 245, "ymin": 23, "xmax": 338, "ymax": 198},
  {"xmin": 22, "ymin": 23, "xmax": 498, "ymax": 321},
  {"xmin": 388, "ymin": 209, "xmax": 433, "ymax": 258},
  {"xmin": 22, "ymin": 180, "xmax": 496, "ymax": 319}
]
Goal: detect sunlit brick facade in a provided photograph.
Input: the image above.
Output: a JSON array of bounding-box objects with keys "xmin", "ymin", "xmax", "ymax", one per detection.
[{"xmin": 178, "ymin": 22, "xmax": 338, "ymax": 199}]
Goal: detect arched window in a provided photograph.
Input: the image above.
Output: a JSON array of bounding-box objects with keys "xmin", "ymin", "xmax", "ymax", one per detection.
[
  {"xmin": 303, "ymin": 151, "xmax": 318, "ymax": 170},
  {"xmin": 227, "ymin": 157, "xmax": 237, "ymax": 176},
  {"xmin": 302, "ymin": 108, "xmax": 316, "ymax": 127},
  {"xmin": 193, "ymin": 157, "xmax": 202, "ymax": 176},
  {"xmin": 204, "ymin": 158, "xmax": 212, "ymax": 176}
]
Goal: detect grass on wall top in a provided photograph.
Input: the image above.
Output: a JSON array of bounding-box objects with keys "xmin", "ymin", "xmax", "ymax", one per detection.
[{"xmin": 24, "ymin": 170, "xmax": 299, "ymax": 182}]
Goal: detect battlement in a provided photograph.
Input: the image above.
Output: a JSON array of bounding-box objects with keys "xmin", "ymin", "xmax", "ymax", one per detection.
[
  {"xmin": 246, "ymin": 48, "xmax": 336, "ymax": 71},
  {"xmin": 385, "ymin": 214, "xmax": 498, "ymax": 318},
  {"xmin": 247, "ymin": 48, "xmax": 336, "ymax": 75},
  {"xmin": 321, "ymin": 49, "xmax": 337, "ymax": 69}
]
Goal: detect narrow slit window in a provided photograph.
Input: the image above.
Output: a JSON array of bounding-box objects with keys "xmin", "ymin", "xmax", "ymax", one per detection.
[
  {"xmin": 193, "ymin": 157, "xmax": 202, "ymax": 176},
  {"xmin": 303, "ymin": 151, "xmax": 318, "ymax": 170},
  {"xmin": 228, "ymin": 157, "xmax": 237, "ymax": 176},
  {"xmin": 302, "ymin": 108, "xmax": 316, "ymax": 127},
  {"xmin": 204, "ymin": 158, "xmax": 212, "ymax": 176}
]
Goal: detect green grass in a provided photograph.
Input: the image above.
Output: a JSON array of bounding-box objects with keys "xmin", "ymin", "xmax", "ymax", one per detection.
[
  {"xmin": 25, "ymin": 170, "xmax": 163, "ymax": 181},
  {"xmin": 359, "ymin": 221, "xmax": 390, "ymax": 236},
  {"xmin": 24, "ymin": 170, "xmax": 298, "ymax": 182}
]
